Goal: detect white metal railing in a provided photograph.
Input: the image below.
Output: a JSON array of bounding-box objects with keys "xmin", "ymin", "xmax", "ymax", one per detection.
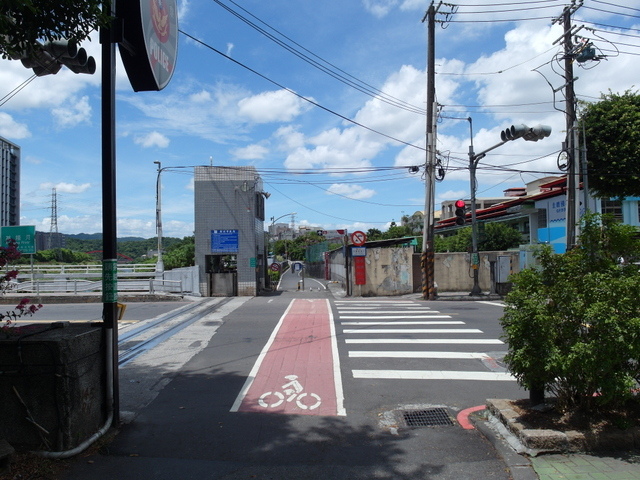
[
  {"xmin": 10, "ymin": 277, "xmax": 184, "ymax": 295},
  {"xmin": 15, "ymin": 263, "xmax": 157, "ymax": 278}
]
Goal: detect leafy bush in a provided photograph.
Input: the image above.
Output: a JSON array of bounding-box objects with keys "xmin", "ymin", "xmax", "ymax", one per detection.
[{"xmin": 500, "ymin": 213, "xmax": 640, "ymax": 413}]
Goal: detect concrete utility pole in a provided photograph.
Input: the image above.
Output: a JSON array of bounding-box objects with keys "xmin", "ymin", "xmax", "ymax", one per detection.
[
  {"xmin": 554, "ymin": 0, "xmax": 583, "ymax": 250},
  {"xmin": 421, "ymin": 1, "xmax": 440, "ymax": 301}
]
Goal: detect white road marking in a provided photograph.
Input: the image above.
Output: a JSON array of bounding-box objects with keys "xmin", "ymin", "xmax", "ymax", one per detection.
[
  {"xmin": 337, "ymin": 310, "xmax": 441, "ymax": 314},
  {"xmin": 352, "ymin": 370, "xmax": 515, "ymax": 381},
  {"xmin": 349, "ymin": 351, "xmax": 490, "ymax": 359},
  {"xmin": 342, "ymin": 328, "xmax": 483, "ymax": 334},
  {"xmin": 341, "ymin": 321, "xmax": 464, "ymax": 326},
  {"xmin": 345, "ymin": 338, "xmax": 504, "ymax": 344},
  {"xmin": 339, "ymin": 314, "xmax": 450, "ymax": 319}
]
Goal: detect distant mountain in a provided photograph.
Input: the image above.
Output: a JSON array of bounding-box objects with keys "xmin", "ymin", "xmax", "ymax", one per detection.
[{"xmin": 63, "ymin": 233, "xmax": 147, "ymax": 242}]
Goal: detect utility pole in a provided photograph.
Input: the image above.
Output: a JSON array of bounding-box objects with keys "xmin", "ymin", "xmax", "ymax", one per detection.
[
  {"xmin": 554, "ymin": 1, "xmax": 583, "ymax": 250},
  {"xmin": 421, "ymin": 1, "xmax": 440, "ymax": 301}
]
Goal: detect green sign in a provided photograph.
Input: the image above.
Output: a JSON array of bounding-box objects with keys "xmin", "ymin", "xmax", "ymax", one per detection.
[
  {"xmin": 1, "ymin": 225, "xmax": 36, "ymax": 254},
  {"xmin": 102, "ymin": 259, "xmax": 118, "ymax": 303},
  {"xmin": 249, "ymin": 257, "xmax": 257, "ymax": 268}
]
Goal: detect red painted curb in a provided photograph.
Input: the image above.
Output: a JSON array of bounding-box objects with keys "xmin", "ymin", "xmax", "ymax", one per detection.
[{"xmin": 457, "ymin": 405, "xmax": 486, "ymax": 429}]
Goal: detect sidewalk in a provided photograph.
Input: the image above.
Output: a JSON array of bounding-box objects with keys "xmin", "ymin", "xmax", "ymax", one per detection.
[{"xmin": 530, "ymin": 453, "xmax": 640, "ymax": 480}]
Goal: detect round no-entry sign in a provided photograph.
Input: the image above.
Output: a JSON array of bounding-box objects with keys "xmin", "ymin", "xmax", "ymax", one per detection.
[
  {"xmin": 351, "ymin": 231, "xmax": 367, "ymax": 246},
  {"xmin": 270, "ymin": 262, "xmax": 281, "ymax": 272}
]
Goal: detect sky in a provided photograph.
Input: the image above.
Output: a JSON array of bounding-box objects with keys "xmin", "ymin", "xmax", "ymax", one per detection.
[{"xmin": 1, "ymin": 0, "xmax": 639, "ymax": 239}]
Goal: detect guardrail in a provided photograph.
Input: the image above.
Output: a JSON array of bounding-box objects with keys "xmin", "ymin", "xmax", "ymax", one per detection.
[
  {"xmin": 16, "ymin": 264, "xmax": 157, "ymax": 278},
  {"xmin": 10, "ymin": 277, "xmax": 184, "ymax": 295}
]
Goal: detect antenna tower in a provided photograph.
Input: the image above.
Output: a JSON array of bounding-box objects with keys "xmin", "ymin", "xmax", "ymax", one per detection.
[{"xmin": 49, "ymin": 187, "xmax": 58, "ymax": 249}]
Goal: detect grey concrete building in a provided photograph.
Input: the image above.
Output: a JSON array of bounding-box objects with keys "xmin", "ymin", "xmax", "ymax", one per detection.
[
  {"xmin": 194, "ymin": 166, "xmax": 267, "ymax": 296},
  {"xmin": 0, "ymin": 136, "xmax": 20, "ymax": 226}
]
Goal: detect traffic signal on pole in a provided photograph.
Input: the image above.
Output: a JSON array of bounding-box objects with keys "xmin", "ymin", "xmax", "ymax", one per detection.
[
  {"xmin": 454, "ymin": 199, "xmax": 466, "ymax": 226},
  {"xmin": 500, "ymin": 124, "xmax": 527, "ymax": 142},
  {"xmin": 501, "ymin": 124, "xmax": 552, "ymax": 143},
  {"xmin": 18, "ymin": 40, "xmax": 96, "ymax": 76},
  {"xmin": 523, "ymin": 124, "xmax": 552, "ymax": 142}
]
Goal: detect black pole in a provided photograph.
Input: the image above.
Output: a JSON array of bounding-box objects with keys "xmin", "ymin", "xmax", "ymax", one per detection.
[{"xmin": 101, "ymin": 4, "xmax": 119, "ymax": 423}]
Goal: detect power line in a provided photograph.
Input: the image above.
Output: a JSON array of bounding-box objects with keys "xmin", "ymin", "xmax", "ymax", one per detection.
[
  {"xmin": 178, "ymin": 29, "xmax": 426, "ymax": 152},
  {"xmin": 211, "ymin": 0, "xmax": 426, "ymax": 115}
]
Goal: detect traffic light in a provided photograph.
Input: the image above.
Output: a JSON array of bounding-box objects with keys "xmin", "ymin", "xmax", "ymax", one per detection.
[
  {"xmin": 501, "ymin": 124, "xmax": 552, "ymax": 142},
  {"xmin": 523, "ymin": 124, "xmax": 552, "ymax": 142},
  {"xmin": 454, "ymin": 199, "xmax": 466, "ymax": 226},
  {"xmin": 18, "ymin": 39, "xmax": 95, "ymax": 76},
  {"xmin": 500, "ymin": 124, "xmax": 527, "ymax": 142}
]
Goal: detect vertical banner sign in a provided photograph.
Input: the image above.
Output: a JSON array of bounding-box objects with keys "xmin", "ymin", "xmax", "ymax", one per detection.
[
  {"xmin": 103, "ymin": 259, "xmax": 118, "ymax": 303},
  {"xmin": 352, "ymin": 246, "xmax": 367, "ymax": 285},
  {"xmin": 354, "ymin": 257, "xmax": 366, "ymax": 285}
]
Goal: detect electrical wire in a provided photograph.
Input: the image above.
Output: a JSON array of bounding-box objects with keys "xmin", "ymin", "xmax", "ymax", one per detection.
[
  {"xmin": 211, "ymin": 0, "xmax": 426, "ymax": 116},
  {"xmin": 179, "ymin": 29, "xmax": 426, "ymax": 153}
]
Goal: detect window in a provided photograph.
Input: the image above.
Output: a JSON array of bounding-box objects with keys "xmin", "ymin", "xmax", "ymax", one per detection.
[{"xmin": 601, "ymin": 199, "xmax": 623, "ymax": 221}]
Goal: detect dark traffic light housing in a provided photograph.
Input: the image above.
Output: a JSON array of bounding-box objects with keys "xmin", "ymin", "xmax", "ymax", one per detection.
[
  {"xmin": 455, "ymin": 199, "xmax": 466, "ymax": 226},
  {"xmin": 15, "ymin": 39, "xmax": 95, "ymax": 76}
]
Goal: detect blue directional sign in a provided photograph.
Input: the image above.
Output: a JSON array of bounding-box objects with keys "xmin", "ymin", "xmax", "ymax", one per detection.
[{"xmin": 211, "ymin": 229, "xmax": 239, "ymax": 253}]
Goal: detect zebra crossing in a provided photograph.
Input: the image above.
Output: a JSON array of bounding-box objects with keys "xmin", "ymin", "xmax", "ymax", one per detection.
[{"xmin": 335, "ymin": 299, "xmax": 515, "ymax": 382}]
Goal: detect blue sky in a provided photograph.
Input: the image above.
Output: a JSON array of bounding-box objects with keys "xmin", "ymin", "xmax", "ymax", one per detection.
[{"xmin": 1, "ymin": 0, "xmax": 639, "ymax": 239}]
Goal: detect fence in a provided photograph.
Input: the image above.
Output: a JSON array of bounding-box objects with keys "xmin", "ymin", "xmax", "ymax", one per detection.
[{"xmin": 9, "ymin": 264, "xmax": 198, "ymax": 296}]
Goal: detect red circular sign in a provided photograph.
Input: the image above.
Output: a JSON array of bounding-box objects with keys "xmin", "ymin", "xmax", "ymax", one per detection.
[
  {"xmin": 270, "ymin": 262, "xmax": 281, "ymax": 272},
  {"xmin": 351, "ymin": 231, "xmax": 367, "ymax": 246}
]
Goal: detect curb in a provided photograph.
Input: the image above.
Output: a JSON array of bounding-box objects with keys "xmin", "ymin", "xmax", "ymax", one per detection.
[
  {"xmin": 486, "ymin": 398, "xmax": 640, "ymax": 455},
  {"xmin": 472, "ymin": 412, "xmax": 538, "ymax": 480}
]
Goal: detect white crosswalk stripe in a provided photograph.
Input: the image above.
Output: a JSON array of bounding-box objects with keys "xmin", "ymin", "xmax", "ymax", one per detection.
[{"xmin": 335, "ymin": 299, "xmax": 514, "ymax": 382}]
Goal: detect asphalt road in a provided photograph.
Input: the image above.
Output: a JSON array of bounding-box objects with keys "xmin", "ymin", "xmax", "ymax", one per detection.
[{"xmin": 62, "ymin": 286, "xmax": 528, "ymax": 480}]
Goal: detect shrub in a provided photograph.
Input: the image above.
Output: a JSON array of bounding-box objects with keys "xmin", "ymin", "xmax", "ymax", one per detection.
[{"xmin": 500, "ymin": 213, "xmax": 640, "ymax": 413}]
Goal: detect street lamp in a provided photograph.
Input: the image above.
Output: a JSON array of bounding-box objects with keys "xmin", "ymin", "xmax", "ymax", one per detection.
[
  {"xmin": 270, "ymin": 213, "xmax": 296, "ymax": 259},
  {"xmin": 467, "ymin": 120, "xmax": 552, "ymax": 296},
  {"xmin": 154, "ymin": 161, "xmax": 164, "ymax": 273}
]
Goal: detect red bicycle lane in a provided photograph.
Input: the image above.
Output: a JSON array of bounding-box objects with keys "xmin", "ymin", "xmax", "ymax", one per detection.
[{"xmin": 230, "ymin": 298, "xmax": 346, "ymax": 416}]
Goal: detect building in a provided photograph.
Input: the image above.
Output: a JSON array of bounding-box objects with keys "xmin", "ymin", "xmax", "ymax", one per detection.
[
  {"xmin": 0, "ymin": 136, "xmax": 20, "ymax": 226},
  {"xmin": 436, "ymin": 176, "xmax": 640, "ymax": 256},
  {"xmin": 194, "ymin": 166, "xmax": 267, "ymax": 296}
]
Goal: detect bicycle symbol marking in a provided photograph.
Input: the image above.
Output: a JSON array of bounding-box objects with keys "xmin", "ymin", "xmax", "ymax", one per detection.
[{"xmin": 258, "ymin": 375, "xmax": 322, "ymax": 410}]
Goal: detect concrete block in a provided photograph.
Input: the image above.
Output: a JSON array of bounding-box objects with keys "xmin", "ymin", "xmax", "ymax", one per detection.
[{"xmin": 0, "ymin": 323, "xmax": 105, "ymax": 452}]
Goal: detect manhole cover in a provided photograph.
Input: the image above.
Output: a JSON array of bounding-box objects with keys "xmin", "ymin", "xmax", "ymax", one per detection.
[{"xmin": 402, "ymin": 408, "xmax": 454, "ymax": 427}]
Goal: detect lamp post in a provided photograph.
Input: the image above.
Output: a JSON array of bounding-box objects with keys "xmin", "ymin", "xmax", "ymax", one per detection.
[
  {"xmin": 154, "ymin": 161, "xmax": 164, "ymax": 273},
  {"xmin": 270, "ymin": 212, "xmax": 296, "ymax": 258},
  {"xmin": 467, "ymin": 122, "xmax": 552, "ymax": 296}
]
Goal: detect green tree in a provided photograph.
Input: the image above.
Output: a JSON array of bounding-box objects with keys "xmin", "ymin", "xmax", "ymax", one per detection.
[
  {"xmin": 163, "ymin": 236, "xmax": 195, "ymax": 269},
  {"xmin": 580, "ymin": 90, "xmax": 640, "ymax": 198},
  {"xmin": 1, "ymin": 0, "xmax": 108, "ymax": 60},
  {"xmin": 479, "ymin": 222, "xmax": 522, "ymax": 251},
  {"xmin": 501, "ymin": 213, "xmax": 640, "ymax": 412},
  {"xmin": 366, "ymin": 228, "xmax": 383, "ymax": 241}
]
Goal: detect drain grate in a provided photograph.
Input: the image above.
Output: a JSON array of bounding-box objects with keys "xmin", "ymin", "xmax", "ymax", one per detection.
[{"xmin": 402, "ymin": 408, "xmax": 454, "ymax": 427}]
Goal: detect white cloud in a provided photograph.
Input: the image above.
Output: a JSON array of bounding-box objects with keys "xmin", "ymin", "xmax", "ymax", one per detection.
[
  {"xmin": 0, "ymin": 112, "xmax": 30, "ymax": 139},
  {"xmin": 232, "ymin": 144, "xmax": 269, "ymax": 160},
  {"xmin": 51, "ymin": 96, "xmax": 92, "ymax": 128},
  {"xmin": 362, "ymin": 0, "xmax": 398, "ymax": 18},
  {"xmin": 237, "ymin": 90, "xmax": 311, "ymax": 123},
  {"xmin": 39, "ymin": 182, "xmax": 92, "ymax": 194},
  {"xmin": 327, "ymin": 183, "xmax": 376, "ymax": 200},
  {"xmin": 134, "ymin": 131, "xmax": 170, "ymax": 148}
]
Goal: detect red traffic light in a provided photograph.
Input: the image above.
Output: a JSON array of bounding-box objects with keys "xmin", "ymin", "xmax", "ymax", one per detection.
[{"xmin": 454, "ymin": 199, "xmax": 466, "ymax": 209}]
